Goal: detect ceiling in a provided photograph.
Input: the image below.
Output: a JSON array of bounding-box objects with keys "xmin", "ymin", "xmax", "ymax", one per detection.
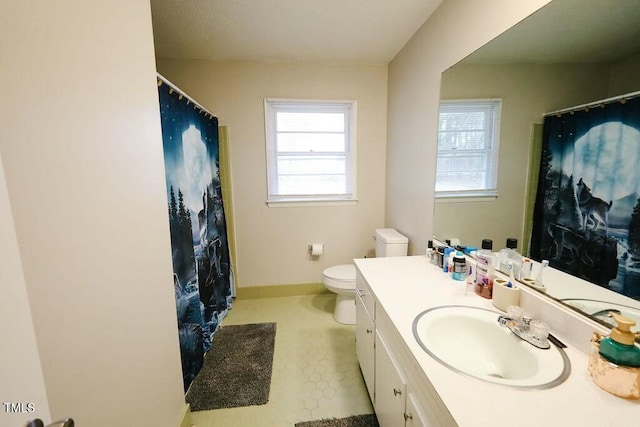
[
  {"xmin": 461, "ymin": 0, "xmax": 640, "ymax": 65},
  {"xmin": 150, "ymin": 0, "xmax": 443, "ymax": 63},
  {"xmin": 151, "ymin": 0, "xmax": 640, "ymax": 66}
]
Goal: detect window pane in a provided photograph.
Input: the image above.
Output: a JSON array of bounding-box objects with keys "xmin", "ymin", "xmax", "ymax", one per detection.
[
  {"xmin": 278, "ymin": 175, "xmax": 346, "ymax": 195},
  {"xmin": 277, "ymin": 112, "xmax": 344, "ymax": 132},
  {"xmin": 436, "ymin": 100, "xmax": 500, "ymax": 194},
  {"xmin": 265, "ymin": 99, "xmax": 355, "ymax": 201},
  {"xmin": 439, "ymin": 111, "xmax": 486, "ymax": 131},
  {"xmin": 437, "ymin": 152, "xmax": 488, "ymax": 173},
  {"xmin": 438, "ymin": 131, "xmax": 487, "ymax": 150},
  {"xmin": 277, "ymin": 133, "xmax": 345, "ymax": 152},
  {"xmin": 278, "ymin": 155, "xmax": 345, "ymax": 175},
  {"xmin": 435, "ymin": 171, "xmax": 488, "ymax": 192}
]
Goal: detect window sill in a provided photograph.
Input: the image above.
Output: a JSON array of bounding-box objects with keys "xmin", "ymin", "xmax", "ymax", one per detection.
[
  {"xmin": 435, "ymin": 191, "xmax": 498, "ymax": 203},
  {"xmin": 267, "ymin": 198, "xmax": 358, "ymax": 208}
]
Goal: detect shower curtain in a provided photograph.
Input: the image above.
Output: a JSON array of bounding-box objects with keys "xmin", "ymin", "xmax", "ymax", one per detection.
[
  {"xmin": 530, "ymin": 95, "xmax": 640, "ymax": 301},
  {"xmin": 157, "ymin": 76, "xmax": 234, "ymax": 391}
]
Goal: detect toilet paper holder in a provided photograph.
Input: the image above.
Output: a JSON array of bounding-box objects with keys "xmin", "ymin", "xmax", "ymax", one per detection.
[{"xmin": 309, "ymin": 243, "xmax": 324, "ymax": 256}]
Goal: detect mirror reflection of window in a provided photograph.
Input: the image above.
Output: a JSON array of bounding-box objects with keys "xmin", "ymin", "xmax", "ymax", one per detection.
[{"xmin": 436, "ymin": 99, "xmax": 501, "ymax": 198}]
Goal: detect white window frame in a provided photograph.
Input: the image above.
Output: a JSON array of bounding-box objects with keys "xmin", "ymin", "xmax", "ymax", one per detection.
[
  {"xmin": 264, "ymin": 98, "xmax": 357, "ymax": 207},
  {"xmin": 436, "ymin": 99, "xmax": 501, "ymax": 200}
]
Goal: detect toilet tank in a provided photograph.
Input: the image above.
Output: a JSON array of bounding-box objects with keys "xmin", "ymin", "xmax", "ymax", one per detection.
[{"xmin": 375, "ymin": 228, "xmax": 409, "ymax": 257}]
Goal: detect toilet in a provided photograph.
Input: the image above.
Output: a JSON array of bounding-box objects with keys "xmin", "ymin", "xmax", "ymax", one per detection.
[{"xmin": 322, "ymin": 228, "xmax": 409, "ymax": 324}]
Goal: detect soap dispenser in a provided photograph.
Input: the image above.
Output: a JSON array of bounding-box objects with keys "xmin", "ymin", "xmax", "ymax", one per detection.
[{"xmin": 598, "ymin": 313, "xmax": 640, "ymax": 367}]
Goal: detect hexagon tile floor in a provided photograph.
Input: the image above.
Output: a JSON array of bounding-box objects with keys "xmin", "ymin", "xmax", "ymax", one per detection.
[{"xmin": 188, "ymin": 294, "xmax": 374, "ymax": 427}]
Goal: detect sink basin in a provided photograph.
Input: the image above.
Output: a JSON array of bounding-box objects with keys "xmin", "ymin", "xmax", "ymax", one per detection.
[{"xmin": 412, "ymin": 305, "xmax": 571, "ymax": 389}]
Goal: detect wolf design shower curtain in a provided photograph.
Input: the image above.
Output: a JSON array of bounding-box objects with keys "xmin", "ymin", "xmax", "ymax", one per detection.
[
  {"xmin": 530, "ymin": 95, "xmax": 640, "ymax": 300},
  {"xmin": 157, "ymin": 76, "xmax": 234, "ymax": 391}
]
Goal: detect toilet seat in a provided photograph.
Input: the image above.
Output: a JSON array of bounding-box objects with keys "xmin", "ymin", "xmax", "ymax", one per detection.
[{"xmin": 322, "ymin": 264, "xmax": 356, "ymax": 291}]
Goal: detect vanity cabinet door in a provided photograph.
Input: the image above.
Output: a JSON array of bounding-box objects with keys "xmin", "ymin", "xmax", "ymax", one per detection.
[
  {"xmin": 405, "ymin": 391, "xmax": 431, "ymax": 427},
  {"xmin": 375, "ymin": 330, "xmax": 407, "ymax": 427},
  {"xmin": 355, "ymin": 288, "xmax": 375, "ymax": 400}
]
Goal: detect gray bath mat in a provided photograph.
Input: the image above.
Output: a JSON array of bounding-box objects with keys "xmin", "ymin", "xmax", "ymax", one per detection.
[
  {"xmin": 186, "ymin": 322, "xmax": 276, "ymax": 411},
  {"xmin": 295, "ymin": 414, "xmax": 379, "ymax": 427}
]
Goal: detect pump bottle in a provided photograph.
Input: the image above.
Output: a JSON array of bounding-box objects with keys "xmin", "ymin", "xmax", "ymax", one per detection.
[{"xmin": 598, "ymin": 313, "xmax": 640, "ymax": 367}]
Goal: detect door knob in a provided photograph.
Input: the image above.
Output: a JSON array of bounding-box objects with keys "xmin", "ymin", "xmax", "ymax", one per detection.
[{"xmin": 27, "ymin": 419, "xmax": 74, "ymax": 427}]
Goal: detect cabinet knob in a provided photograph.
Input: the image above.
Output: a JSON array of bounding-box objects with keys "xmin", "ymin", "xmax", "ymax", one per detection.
[
  {"xmin": 404, "ymin": 413, "xmax": 413, "ymax": 421},
  {"xmin": 366, "ymin": 328, "xmax": 373, "ymax": 334},
  {"xmin": 393, "ymin": 388, "xmax": 402, "ymax": 396}
]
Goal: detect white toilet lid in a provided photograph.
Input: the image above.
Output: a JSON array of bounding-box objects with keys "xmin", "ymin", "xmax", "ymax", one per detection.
[{"xmin": 323, "ymin": 264, "xmax": 356, "ymax": 282}]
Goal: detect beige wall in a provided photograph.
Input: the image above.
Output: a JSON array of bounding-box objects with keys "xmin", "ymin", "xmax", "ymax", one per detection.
[
  {"xmin": 435, "ymin": 63, "xmax": 611, "ymax": 250},
  {"xmin": 1, "ymin": 1, "xmax": 185, "ymax": 426},
  {"xmin": 157, "ymin": 60, "xmax": 388, "ymax": 287},
  {"xmin": 386, "ymin": 0, "xmax": 553, "ymax": 255},
  {"xmin": 609, "ymin": 53, "xmax": 640, "ymax": 96}
]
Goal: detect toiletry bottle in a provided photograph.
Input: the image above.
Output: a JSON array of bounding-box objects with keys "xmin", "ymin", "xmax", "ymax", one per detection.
[
  {"xmin": 474, "ymin": 239, "xmax": 494, "ymax": 298},
  {"xmin": 598, "ymin": 313, "xmax": 640, "ymax": 367},
  {"xmin": 465, "ymin": 262, "xmax": 476, "ymax": 295},
  {"xmin": 452, "ymin": 251, "xmax": 466, "ymax": 281},
  {"xmin": 477, "ymin": 239, "xmax": 492, "ymax": 256},
  {"xmin": 447, "ymin": 248, "xmax": 457, "ymax": 274},
  {"xmin": 426, "ymin": 240, "xmax": 433, "ymax": 261},
  {"xmin": 436, "ymin": 246, "xmax": 445, "ymax": 268},
  {"xmin": 443, "ymin": 247, "xmax": 454, "ymax": 273}
]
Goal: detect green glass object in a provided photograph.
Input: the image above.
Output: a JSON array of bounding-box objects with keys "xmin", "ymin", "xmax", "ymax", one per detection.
[{"xmin": 598, "ymin": 313, "xmax": 640, "ymax": 368}]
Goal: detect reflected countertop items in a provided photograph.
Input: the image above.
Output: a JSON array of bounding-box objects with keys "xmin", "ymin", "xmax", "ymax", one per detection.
[
  {"xmin": 560, "ymin": 298, "xmax": 640, "ymax": 333},
  {"xmin": 495, "ymin": 256, "xmax": 640, "ymax": 333}
]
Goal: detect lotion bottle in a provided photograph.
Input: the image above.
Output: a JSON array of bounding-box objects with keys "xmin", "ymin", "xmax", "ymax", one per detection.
[
  {"xmin": 474, "ymin": 239, "xmax": 494, "ymax": 299},
  {"xmin": 598, "ymin": 313, "xmax": 640, "ymax": 367}
]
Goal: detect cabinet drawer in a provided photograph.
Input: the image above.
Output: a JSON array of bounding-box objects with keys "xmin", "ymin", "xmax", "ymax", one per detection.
[{"xmin": 355, "ymin": 272, "xmax": 374, "ymax": 319}]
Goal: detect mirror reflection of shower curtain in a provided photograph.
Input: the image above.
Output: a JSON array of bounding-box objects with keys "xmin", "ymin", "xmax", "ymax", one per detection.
[
  {"xmin": 157, "ymin": 77, "xmax": 234, "ymax": 392},
  {"xmin": 530, "ymin": 95, "xmax": 640, "ymax": 301},
  {"xmin": 523, "ymin": 123, "xmax": 543, "ymax": 256}
]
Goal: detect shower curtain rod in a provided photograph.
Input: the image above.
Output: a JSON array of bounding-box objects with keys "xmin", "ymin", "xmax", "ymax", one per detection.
[
  {"xmin": 157, "ymin": 72, "xmax": 216, "ymax": 118},
  {"xmin": 544, "ymin": 90, "xmax": 640, "ymax": 117}
]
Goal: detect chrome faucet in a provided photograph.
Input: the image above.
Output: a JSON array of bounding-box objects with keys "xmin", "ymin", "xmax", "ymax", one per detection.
[
  {"xmin": 498, "ymin": 315, "xmax": 551, "ymax": 349},
  {"xmin": 590, "ymin": 308, "xmax": 622, "ymax": 325}
]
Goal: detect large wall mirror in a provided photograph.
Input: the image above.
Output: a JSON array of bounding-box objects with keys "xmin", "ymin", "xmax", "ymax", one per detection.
[{"xmin": 433, "ymin": 0, "xmax": 640, "ymax": 332}]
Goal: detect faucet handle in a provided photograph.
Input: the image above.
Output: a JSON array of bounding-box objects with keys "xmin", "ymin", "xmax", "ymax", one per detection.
[
  {"xmin": 529, "ymin": 319, "xmax": 550, "ymax": 346},
  {"xmin": 506, "ymin": 305, "xmax": 524, "ymax": 323}
]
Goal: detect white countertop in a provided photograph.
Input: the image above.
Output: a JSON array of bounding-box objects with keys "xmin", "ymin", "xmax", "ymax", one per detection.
[{"xmin": 354, "ymin": 255, "xmax": 640, "ymax": 427}]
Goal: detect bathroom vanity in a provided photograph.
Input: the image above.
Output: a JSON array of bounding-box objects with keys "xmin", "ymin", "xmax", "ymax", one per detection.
[{"xmin": 354, "ymin": 256, "xmax": 639, "ymax": 427}]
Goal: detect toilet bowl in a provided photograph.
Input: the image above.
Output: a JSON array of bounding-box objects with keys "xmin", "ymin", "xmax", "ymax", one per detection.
[
  {"xmin": 322, "ymin": 264, "xmax": 357, "ymax": 324},
  {"xmin": 322, "ymin": 228, "xmax": 409, "ymax": 325}
]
